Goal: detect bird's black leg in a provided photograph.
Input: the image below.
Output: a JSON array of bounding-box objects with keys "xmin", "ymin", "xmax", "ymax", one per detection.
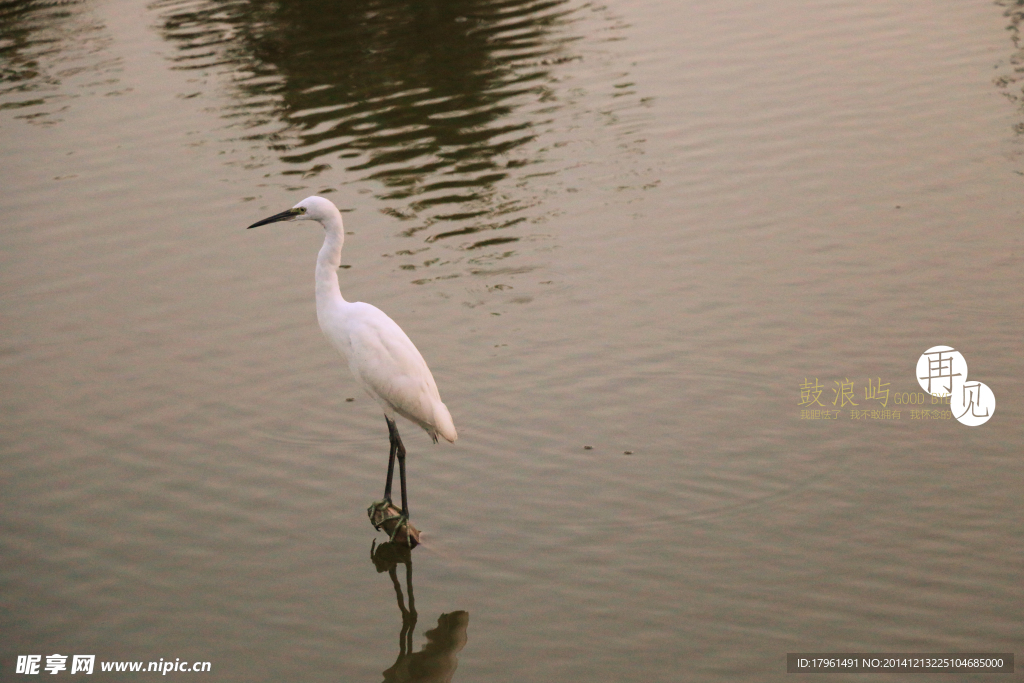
[
  {"xmin": 390, "ymin": 419, "xmax": 410, "ymax": 520},
  {"xmin": 370, "ymin": 417, "xmax": 411, "ymax": 543},
  {"xmin": 370, "ymin": 417, "xmax": 403, "ymax": 533},
  {"xmin": 384, "ymin": 416, "xmax": 399, "ymax": 504}
]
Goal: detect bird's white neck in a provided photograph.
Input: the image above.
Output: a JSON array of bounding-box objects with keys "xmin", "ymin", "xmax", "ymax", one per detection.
[{"xmin": 315, "ymin": 213, "xmax": 347, "ymax": 306}]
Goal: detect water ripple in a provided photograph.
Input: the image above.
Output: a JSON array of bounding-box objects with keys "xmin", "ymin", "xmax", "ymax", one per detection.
[
  {"xmin": 0, "ymin": 0, "xmax": 119, "ymax": 124},
  {"xmin": 152, "ymin": 0, "xmax": 654, "ymax": 296}
]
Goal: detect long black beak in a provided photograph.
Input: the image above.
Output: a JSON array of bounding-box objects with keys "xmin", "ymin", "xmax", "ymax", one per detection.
[{"xmin": 247, "ymin": 208, "xmax": 300, "ymax": 229}]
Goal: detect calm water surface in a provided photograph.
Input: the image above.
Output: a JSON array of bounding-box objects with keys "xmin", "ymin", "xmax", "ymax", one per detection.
[{"xmin": 2, "ymin": 0, "xmax": 1022, "ymax": 680}]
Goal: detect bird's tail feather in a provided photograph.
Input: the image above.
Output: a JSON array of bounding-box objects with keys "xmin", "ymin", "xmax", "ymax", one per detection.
[{"xmin": 432, "ymin": 401, "xmax": 457, "ymax": 443}]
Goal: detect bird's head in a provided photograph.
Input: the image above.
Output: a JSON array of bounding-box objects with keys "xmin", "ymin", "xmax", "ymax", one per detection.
[{"xmin": 247, "ymin": 196, "xmax": 342, "ymax": 229}]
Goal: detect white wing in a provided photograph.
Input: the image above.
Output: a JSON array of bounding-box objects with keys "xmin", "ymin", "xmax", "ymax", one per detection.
[{"xmin": 337, "ymin": 302, "xmax": 456, "ymax": 442}]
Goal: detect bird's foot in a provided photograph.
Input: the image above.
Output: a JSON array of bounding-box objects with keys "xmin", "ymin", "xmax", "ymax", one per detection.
[
  {"xmin": 368, "ymin": 499, "xmax": 400, "ymax": 529},
  {"xmin": 368, "ymin": 499, "xmax": 390, "ymax": 520},
  {"xmin": 368, "ymin": 499, "xmax": 404, "ymax": 530},
  {"xmin": 386, "ymin": 513, "xmax": 411, "ymax": 545},
  {"xmin": 367, "ymin": 500, "xmax": 418, "ymax": 548}
]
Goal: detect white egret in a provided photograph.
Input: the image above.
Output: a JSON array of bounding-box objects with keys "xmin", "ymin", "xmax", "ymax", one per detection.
[{"xmin": 248, "ymin": 196, "xmax": 457, "ymax": 539}]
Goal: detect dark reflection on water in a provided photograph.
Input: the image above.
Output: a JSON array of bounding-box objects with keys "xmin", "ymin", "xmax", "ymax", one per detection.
[
  {"xmin": 996, "ymin": 0, "xmax": 1024, "ymax": 134},
  {"xmin": 371, "ymin": 540, "xmax": 469, "ymax": 683},
  {"xmin": 0, "ymin": 0, "xmax": 116, "ymax": 123},
  {"xmin": 152, "ymin": 0, "xmax": 640, "ymax": 282}
]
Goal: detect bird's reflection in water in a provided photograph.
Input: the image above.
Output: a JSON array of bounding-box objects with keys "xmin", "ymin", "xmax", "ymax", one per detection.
[{"xmin": 371, "ymin": 540, "xmax": 468, "ymax": 683}]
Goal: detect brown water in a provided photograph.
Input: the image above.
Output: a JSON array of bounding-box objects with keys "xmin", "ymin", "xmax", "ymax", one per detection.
[{"xmin": 2, "ymin": 0, "xmax": 1022, "ymax": 680}]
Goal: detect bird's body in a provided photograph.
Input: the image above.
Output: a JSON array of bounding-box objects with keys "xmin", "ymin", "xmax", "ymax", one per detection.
[
  {"xmin": 249, "ymin": 196, "xmax": 455, "ymax": 541},
  {"xmin": 310, "ymin": 204, "xmax": 456, "ymax": 444},
  {"xmin": 320, "ymin": 300, "xmax": 456, "ymax": 442}
]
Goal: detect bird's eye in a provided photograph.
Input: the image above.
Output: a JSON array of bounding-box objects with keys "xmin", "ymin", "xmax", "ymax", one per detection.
[{"xmin": 299, "ymin": 207, "xmax": 307, "ymax": 214}]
